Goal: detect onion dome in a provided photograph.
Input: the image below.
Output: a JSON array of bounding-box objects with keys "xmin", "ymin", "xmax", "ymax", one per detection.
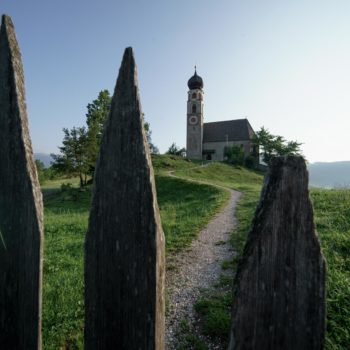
[{"xmin": 187, "ymin": 67, "xmax": 203, "ymax": 90}]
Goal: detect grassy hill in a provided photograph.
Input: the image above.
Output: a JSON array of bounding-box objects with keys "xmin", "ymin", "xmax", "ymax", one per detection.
[
  {"xmin": 172, "ymin": 159, "xmax": 349, "ymax": 350},
  {"xmin": 42, "ymin": 155, "xmax": 229, "ymax": 349},
  {"xmin": 41, "ymin": 155, "xmax": 349, "ymax": 349}
]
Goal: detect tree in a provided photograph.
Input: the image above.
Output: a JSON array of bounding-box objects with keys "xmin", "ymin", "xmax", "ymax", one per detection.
[
  {"xmin": 253, "ymin": 127, "xmax": 303, "ymax": 164},
  {"xmin": 51, "ymin": 127, "xmax": 89, "ymax": 187},
  {"xmin": 85, "ymin": 90, "xmax": 112, "ymax": 175},
  {"xmin": 51, "ymin": 91, "xmax": 111, "ymax": 183},
  {"xmin": 52, "ymin": 90, "xmax": 159, "ymax": 183},
  {"xmin": 144, "ymin": 121, "xmax": 159, "ymax": 154},
  {"xmin": 166, "ymin": 143, "xmax": 186, "ymax": 157},
  {"xmin": 84, "ymin": 91, "xmax": 159, "ymax": 172}
]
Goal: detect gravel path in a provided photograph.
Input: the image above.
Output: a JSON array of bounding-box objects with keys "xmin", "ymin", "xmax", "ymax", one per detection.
[{"xmin": 165, "ymin": 172, "xmax": 241, "ymax": 349}]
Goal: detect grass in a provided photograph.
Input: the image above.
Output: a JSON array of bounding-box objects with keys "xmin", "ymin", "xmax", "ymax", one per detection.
[
  {"xmin": 42, "ymin": 157, "xmax": 229, "ymax": 349},
  {"xmin": 43, "ymin": 188, "xmax": 90, "ymax": 349},
  {"xmin": 193, "ymin": 178, "xmax": 262, "ymax": 345},
  {"xmin": 152, "ymin": 154, "xmax": 208, "ymax": 175},
  {"xmin": 175, "ymin": 161, "xmax": 263, "ymax": 193},
  {"xmin": 156, "ymin": 175, "xmax": 229, "ymax": 251},
  {"xmin": 41, "ymin": 177, "xmax": 81, "ymax": 190},
  {"xmin": 173, "ymin": 162, "xmax": 264, "ymax": 347},
  {"xmin": 195, "ymin": 291, "xmax": 232, "ymax": 338},
  {"xmin": 311, "ymin": 189, "xmax": 350, "ymax": 349},
  {"xmin": 41, "ymin": 157, "xmax": 350, "ymax": 349},
  {"xmin": 175, "ymin": 319, "xmax": 208, "ymax": 350},
  {"xmin": 179, "ymin": 162, "xmax": 350, "ymax": 350},
  {"xmin": 157, "ymin": 159, "xmax": 263, "ymax": 348}
]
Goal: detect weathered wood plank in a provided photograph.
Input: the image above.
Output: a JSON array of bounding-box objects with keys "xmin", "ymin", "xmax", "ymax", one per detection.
[
  {"xmin": 85, "ymin": 47, "xmax": 165, "ymax": 349},
  {"xmin": 0, "ymin": 14, "xmax": 44, "ymax": 350},
  {"xmin": 229, "ymin": 156, "xmax": 326, "ymax": 350}
]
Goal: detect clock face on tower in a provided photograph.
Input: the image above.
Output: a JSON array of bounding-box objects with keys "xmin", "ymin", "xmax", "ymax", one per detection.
[{"xmin": 189, "ymin": 115, "xmax": 198, "ymax": 125}]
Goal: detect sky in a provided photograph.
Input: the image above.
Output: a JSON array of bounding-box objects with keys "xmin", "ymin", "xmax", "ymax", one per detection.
[{"xmin": 2, "ymin": 0, "xmax": 350, "ymax": 163}]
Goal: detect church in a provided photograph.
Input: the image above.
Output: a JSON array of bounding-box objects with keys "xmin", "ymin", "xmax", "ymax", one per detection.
[{"xmin": 186, "ymin": 69, "xmax": 256, "ymax": 161}]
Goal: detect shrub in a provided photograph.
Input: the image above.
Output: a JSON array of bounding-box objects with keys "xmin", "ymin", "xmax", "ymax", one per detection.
[
  {"xmin": 224, "ymin": 146, "xmax": 244, "ymax": 165},
  {"xmin": 245, "ymin": 155, "xmax": 257, "ymax": 169},
  {"xmin": 61, "ymin": 183, "xmax": 72, "ymax": 192}
]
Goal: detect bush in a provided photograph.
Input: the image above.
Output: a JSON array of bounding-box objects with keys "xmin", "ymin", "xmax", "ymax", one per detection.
[
  {"xmin": 245, "ymin": 155, "xmax": 257, "ymax": 169},
  {"xmin": 35, "ymin": 160, "xmax": 59, "ymax": 185},
  {"xmin": 61, "ymin": 183, "xmax": 72, "ymax": 192},
  {"xmin": 166, "ymin": 142, "xmax": 186, "ymax": 157},
  {"xmin": 35, "ymin": 160, "xmax": 49, "ymax": 184},
  {"xmin": 224, "ymin": 146, "xmax": 244, "ymax": 165}
]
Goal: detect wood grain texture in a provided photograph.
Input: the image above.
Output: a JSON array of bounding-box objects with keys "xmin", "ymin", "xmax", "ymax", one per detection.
[
  {"xmin": 229, "ymin": 156, "xmax": 326, "ymax": 350},
  {"xmin": 0, "ymin": 15, "xmax": 44, "ymax": 350},
  {"xmin": 84, "ymin": 47, "xmax": 165, "ymax": 350}
]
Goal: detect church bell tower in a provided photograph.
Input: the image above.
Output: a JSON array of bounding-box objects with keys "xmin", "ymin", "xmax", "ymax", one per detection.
[{"xmin": 186, "ymin": 68, "xmax": 204, "ymax": 159}]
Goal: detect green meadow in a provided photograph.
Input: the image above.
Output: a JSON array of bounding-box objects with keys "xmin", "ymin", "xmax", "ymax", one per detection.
[
  {"xmin": 311, "ymin": 189, "xmax": 350, "ymax": 349},
  {"xmin": 42, "ymin": 156, "xmax": 228, "ymax": 349},
  {"xmin": 41, "ymin": 155, "xmax": 349, "ymax": 350},
  {"xmin": 175, "ymin": 161, "xmax": 349, "ymax": 350}
]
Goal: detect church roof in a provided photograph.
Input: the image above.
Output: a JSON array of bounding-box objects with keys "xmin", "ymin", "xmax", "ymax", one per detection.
[{"xmin": 203, "ymin": 119, "xmax": 255, "ymax": 143}]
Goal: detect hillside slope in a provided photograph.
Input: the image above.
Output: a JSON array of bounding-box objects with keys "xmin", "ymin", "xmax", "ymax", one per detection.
[
  {"xmin": 171, "ymin": 158, "xmax": 349, "ymax": 350},
  {"xmin": 41, "ymin": 155, "xmax": 229, "ymax": 349},
  {"xmin": 40, "ymin": 155, "xmax": 349, "ymax": 349}
]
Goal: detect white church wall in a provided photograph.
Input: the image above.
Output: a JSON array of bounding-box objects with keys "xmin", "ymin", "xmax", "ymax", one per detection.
[{"xmin": 202, "ymin": 140, "xmax": 252, "ymax": 161}]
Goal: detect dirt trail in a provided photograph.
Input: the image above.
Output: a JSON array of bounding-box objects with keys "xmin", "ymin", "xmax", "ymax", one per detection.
[{"xmin": 165, "ymin": 171, "xmax": 241, "ymax": 349}]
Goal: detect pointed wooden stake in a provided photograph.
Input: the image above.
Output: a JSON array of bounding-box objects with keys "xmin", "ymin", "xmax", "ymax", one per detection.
[
  {"xmin": 0, "ymin": 14, "xmax": 44, "ymax": 350},
  {"xmin": 85, "ymin": 47, "xmax": 165, "ymax": 349},
  {"xmin": 229, "ymin": 156, "xmax": 326, "ymax": 350}
]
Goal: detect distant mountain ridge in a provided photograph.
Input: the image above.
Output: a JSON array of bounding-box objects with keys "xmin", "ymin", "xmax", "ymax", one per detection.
[
  {"xmin": 34, "ymin": 153, "xmax": 53, "ymax": 167},
  {"xmin": 308, "ymin": 161, "xmax": 350, "ymax": 188}
]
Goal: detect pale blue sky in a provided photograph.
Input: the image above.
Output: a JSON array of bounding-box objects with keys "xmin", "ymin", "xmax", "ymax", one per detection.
[{"xmin": 2, "ymin": 0, "xmax": 350, "ymax": 162}]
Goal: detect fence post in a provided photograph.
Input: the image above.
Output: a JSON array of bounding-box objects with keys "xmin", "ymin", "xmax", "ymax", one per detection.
[
  {"xmin": 0, "ymin": 15, "xmax": 44, "ymax": 350},
  {"xmin": 85, "ymin": 47, "xmax": 165, "ymax": 349},
  {"xmin": 229, "ymin": 156, "xmax": 326, "ymax": 350}
]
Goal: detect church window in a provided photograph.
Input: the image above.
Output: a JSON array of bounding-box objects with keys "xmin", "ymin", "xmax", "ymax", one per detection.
[
  {"xmin": 192, "ymin": 104, "xmax": 197, "ymax": 113},
  {"xmin": 192, "ymin": 92, "xmax": 197, "ymax": 99}
]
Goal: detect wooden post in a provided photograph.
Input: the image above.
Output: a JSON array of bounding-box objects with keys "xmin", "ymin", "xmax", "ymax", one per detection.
[
  {"xmin": 85, "ymin": 47, "xmax": 165, "ymax": 349},
  {"xmin": 0, "ymin": 15, "xmax": 44, "ymax": 350},
  {"xmin": 229, "ymin": 156, "xmax": 326, "ymax": 350}
]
